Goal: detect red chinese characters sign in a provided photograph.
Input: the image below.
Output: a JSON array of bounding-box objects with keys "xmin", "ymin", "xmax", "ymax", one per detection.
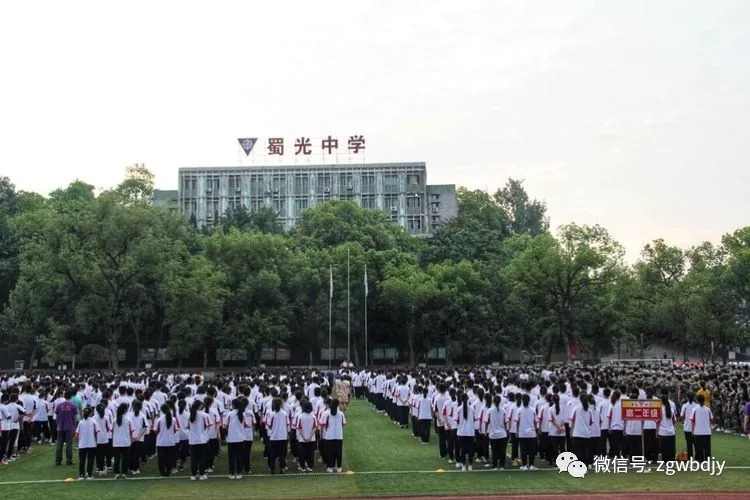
[
  {"xmin": 238, "ymin": 136, "xmax": 365, "ymax": 157},
  {"xmin": 621, "ymin": 399, "xmax": 662, "ymax": 421}
]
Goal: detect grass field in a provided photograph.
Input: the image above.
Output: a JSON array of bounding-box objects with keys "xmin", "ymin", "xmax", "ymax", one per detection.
[{"xmin": 0, "ymin": 400, "xmax": 748, "ymax": 499}]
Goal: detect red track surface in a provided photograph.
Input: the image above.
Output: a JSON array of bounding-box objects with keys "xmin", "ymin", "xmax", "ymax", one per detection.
[{"xmin": 354, "ymin": 494, "xmax": 749, "ymax": 500}]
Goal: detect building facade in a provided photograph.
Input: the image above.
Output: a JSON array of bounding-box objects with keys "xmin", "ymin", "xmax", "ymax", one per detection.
[{"xmin": 177, "ymin": 162, "xmax": 457, "ymax": 234}]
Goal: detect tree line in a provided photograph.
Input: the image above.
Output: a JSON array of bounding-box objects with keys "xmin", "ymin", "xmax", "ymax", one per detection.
[{"xmin": 0, "ymin": 166, "xmax": 747, "ymax": 368}]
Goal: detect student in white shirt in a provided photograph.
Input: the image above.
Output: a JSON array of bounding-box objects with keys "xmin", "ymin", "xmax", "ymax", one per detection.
[
  {"xmin": 608, "ymin": 390, "xmax": 624, "ymax": 457},
  {"xmin": 176, "ymin": 398, "xmax": 190, "ymax": 470},
  {"xmin": 112, "ymin": 403, "xmax": 134, "ymax": 479},
  {"xmin": 266, "ymin": 397, "xmax": 290, "ymax": 474},
  {"xmin": 417, "ymin": 387, "xmax": 433, "ymax": 444},
  {"xmin": 154, "ymin": 403, "xmax": 178, "ymax": 477},
  {"xmin": 33, "ymin": 388, "xmax": 50, "ymax": 444},
  {"xmin": 320, "ymin": 398, "xmax": 346, "ymax": 472},
  {"xmin": 0, "ymin": 394, "xmax": 10, "ymax": 465},
  {"xmin": 224, "ymin": 398, "xmax": 249, "ymax": 479},
  {"xmin": 548, "ymin": 394, "xmax": 567, "ymax": 460},
  {"xmin": 508, "ymin": 393, "xmax": 521, "ymax": 464},
  {"xmin": 296, "ymin": 400, "xmax": 318, "ymax": 473},
  {"xmin": 679, "ymin": 392, "xmax": 699, "ymax": 460},
  {"xmin": 624, "ymin": 389, "xmax": 643, "ymax": 458},
  {"xmin": 187, "ymin": 400, "xmax": 211, "ymax": 480},
  {"xmin": 570, "ymin": 393, "xmax": 593, "ymax": 466},
  {"xmin": 203, "ymin": 396, "xmax": 221, "ymax": 473},
  {"xmin": 442, "ymin": 389, "xmax": 458, "ymax": 464},
  {"xmin": 75, "ymin": 407, "xmax": 99, "ymax": 479},
  {"xmin": 484, "ymin": 394, "xmax": 508, "ymax": 470},
  {"xmin": 598, "ymin": 388, "xmax": 612, "ymax": 458},
  {"xmin": 93, "ymin": 402, "xmax": 112, "ymax": 475},
  {"xmin": 128, "ymin": 401, "xmax": 148, "ymax": 475},
  {"xmin": 657, "ymin": 390, "xmax": 677, "ymax": 462},
  {"xmin": 588, "ymin": 394, "xmax": 601, "ymax": 459},
  {"xmin": 690, "ymin": 394, "xmax": 713, "ymax": 462},
  {"xmin": 516, "ymin": 394, "xmax": 538, "ymax": 470},
  {"xmin": 455, "ymin": 393, "xmax": 476, "ymax": 471}
]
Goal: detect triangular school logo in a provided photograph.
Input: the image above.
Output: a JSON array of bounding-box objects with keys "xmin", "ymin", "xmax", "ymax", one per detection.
[{"xmin": 238, "ymin": 138, "xmax": 258, "ymax": 156}]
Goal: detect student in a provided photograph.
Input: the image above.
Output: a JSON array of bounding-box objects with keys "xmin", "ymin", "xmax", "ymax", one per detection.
[
  {"xmin": 608, "ymin": 391, "xmax": 624, "ymax": 458},
  {"xmin": 176, "ymin": 398, "xmax": 190, "ymax": 470},
  {"xmin": 75, "ymin": 407, "xmax": 99, "ymax": 480},
  {"xmin": 485, "ymin": 394, "xmax": 508, "ymax": 470},
  {"xmin": 599, "ymin": 388, "xmax": 612, "ymax": 458},
  {"xmin": 691, "ymin": 394, "xmax": 713, "ymax": 462},
  {"xmin": 54, "ymin": 390, "xmax": 76, "ymax": 466},
  {"xmin": 433, "ymin": 383, "xmax": 450, "ymax": 459},
  {"xmin": 112, "ymin": 403, "xmax": 134, "ymax": 479},
  {"xmin": 296, "ymin": 400, "xmax": 318, "ymax": 473},
  {"xmin": 321, "ymin": 398, "xmax": 346, "ymax": 473},
  {"xmin": 538, "ymin": 393, "xmax": 553, "ymax": 465},
  {"xmin": 657, "ymin": 390, "xmax": 676, "ymax": 462},
  {"xmin": 33, "ymin": 388, "xmax": 50, "ymax": 444},
  {"xmin": 642, "ymin": 388, "xmax": 658, "ymax": 462},
  {"xmin": 187, "ymin": 400, "xmax": 211, "ymax": 480},
  {"xmin": 508, "ymin": 393, "xmax": 521, "ymax": 464},
  {"xmin": 516, "ymin": 394, "xmax": 537, "ymax": 470},
  {"xmin": 241, "ymin": 394, "xmax": 256, "ymax": 476},
  {"xmin": 455, "ymin": 393, "xmax": 476, "ymax": 471},
  {"xmin": 93, "ymin": 402, "xmax": 112, "ymax": 475},
  {"xmin": 417, "ymin": 387, "xmax": 433, "ymax": 444},
  {"xmin": 154, "ymin": 403, "xmax": 178, "ymax": 477},
  {"xmin": 680, "ymin": 392, "xmax": 698, "ymax": 460},
  {"xmin": 624, "ymin": 389, "xmax": 643, "ymax": 458},
  {"xmin": 0, "ymin": 394, "xmax": 10, "ymax": 464},
  {"xmin": 570, "ymin": 393, "xmax": 593, "ymax": 466},
  {"xmin": 548, "ymin": 394, "xmax": 566, "ymax": 460},
  {"xmin": 266, "ymin": 397, "xmax": 290, "ymax": 474},
  {"xmin": 203, "ymin": 396, "xmax": 221, "ymax": 473},
  {"xmin": 224, "ymin": 398, "xmax": 248, "ymax": 479},
  {"xmin": 128, "ymin": 400, "xmax": 148, "ymax": 474}
]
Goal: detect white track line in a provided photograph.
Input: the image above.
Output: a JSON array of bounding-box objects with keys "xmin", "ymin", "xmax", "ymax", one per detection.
[{"xmin": 0, "ymin": 466, "xmax": 749, "ymax": 486}]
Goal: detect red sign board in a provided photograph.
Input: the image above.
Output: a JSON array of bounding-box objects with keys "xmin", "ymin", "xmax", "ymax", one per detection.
[{"xmin": 621, "ymin": 399, "xmax": 662, "ymax": 421}]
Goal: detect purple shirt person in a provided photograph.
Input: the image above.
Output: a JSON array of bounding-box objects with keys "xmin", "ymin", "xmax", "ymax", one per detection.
[
  {"xmin": 744, "ymin": 402, "xmax": 750, "ymax": 435},
  {"xmin": 55, "ymin": 400, "xmax": 77, "ymax": 432}
]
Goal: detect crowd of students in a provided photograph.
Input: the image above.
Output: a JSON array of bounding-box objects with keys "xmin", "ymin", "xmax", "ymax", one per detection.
[
  {"xmin": 0, "ymin": 371, "xmax": 349, "ymax": 480},
  {"xmin": 0, "ymin": 361, "xmax": 748, "ymax": 480},
  {"xmin": 356, "ymin": 362, "xmax": 750, "ymax": 471}
]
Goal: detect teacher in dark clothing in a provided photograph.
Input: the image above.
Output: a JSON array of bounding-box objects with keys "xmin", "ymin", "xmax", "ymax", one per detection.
[{"xmin": 55, "ymin": 390, "xmax": 77, "ymax": 466}]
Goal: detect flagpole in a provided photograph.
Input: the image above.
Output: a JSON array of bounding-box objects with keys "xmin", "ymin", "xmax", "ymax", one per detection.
[
  {"xmin": 329, "ymin": 266, "xmax": 332, "ymax": 371},
  {"xmin": 347, "ymin": 249, "xmax": 351, "ymax": 363},
  {"xmin": 364, "ymin": 263, "xmax": 368, "ymax": 367}
]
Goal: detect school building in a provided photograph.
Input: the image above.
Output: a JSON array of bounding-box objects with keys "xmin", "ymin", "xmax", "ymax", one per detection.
[{"xmin": 175, "ymin": 162, "xmax": 458, "ymax": 235}]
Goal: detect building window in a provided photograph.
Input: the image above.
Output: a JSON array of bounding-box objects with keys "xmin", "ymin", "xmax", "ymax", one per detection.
[
  {"xmin": 339, "ymin": 173, "xmax": 353, "ymax": 192},
  {"xmin": 294, "ymin": 174, "xmax": 309, "ymax": 194},
  {"xmin": 205, "ymin": 176, "xmax": 220, "ymax": 193},
  {"xmin": 407, "ymin": 174, "xmax": 421, "ymax": 185},
  {"xmin": 318, "ymin": 173, "xmax": 331, "ymax": 194},
  {"xmin": 228, "ymin": 175, "xmax": 241, "ymax": 192},
  {"xmin": 383, "ymin": 174, "xmax": 399, "ymax": 192},
  {"xmin": 273, "ymin": 198, "xmax": 286, "ymax": 215},
  {"xmin": 385, "ymin": 194, "xmax": 398, "ymax": 214},
  {"xmin": 361, "ymin": 195, "xmax": 376, "ymax": 209},
  {"xmin": 361, "ymin": 174, "xmax": 375, "ymax": 193},
  {"xmin": 250, "ymin": 175, "xmax": 264, "ymax": 196},
  {"xmin": 431, "ymin": 201, "xmax": 440, "ymax": 213},
  {"xmin": 228, "ymin": 197, "xmax": 242, "ymax": 210},
  {"xmin": 207, "ymin": 199, "xmax": 219, "ymax": 217},
  {"xmin": 271, "ymin": 175, "xmax": 284, "ymax": 195},
  {"xmin": 295, "ymin": 198, "xmax": 308, "ymax": 213},
  {"xmin": 408, "ymin": 217, "xmax": 422, "ymax": 232},
  {"xmin": 406, "ymin": 195, "xmax": 421, "ymax": 208},
  {"xmin": 251, "ymin": 198, "xmax": 264, "ymax": 211}
]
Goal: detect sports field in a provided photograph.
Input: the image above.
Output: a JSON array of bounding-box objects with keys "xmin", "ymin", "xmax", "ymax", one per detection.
[{"xmin": 0, "ymin": 401, "xmax": 748, "ymax": 499}]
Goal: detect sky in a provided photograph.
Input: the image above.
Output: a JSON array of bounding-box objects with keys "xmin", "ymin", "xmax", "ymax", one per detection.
[{"xmin": 1, "ymin": 0, "xmax": 748, "ymax": 262}]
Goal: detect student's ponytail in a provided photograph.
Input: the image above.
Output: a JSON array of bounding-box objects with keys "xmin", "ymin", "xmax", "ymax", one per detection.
[
  {"xmin": 83, "ymin": 407, "xmax": 93, "ymax": 419},
  {"xmin": 116, "ymin": 403, "xmax": 127, "ymax": 426},
  {"xmin": 132, "ymin": 400, "xmax": 142, "ymax": 417},
  {"xmin": 611, "ymin": 390, "xmax": 621, "ymax": 405},
  {"xmin": 272, "ymin": 397, "xmax": 282, "ymax": 413},
  {"xmin": 331, "ymin": 398, "xmax": 339, "ymax": 416},
  {"xmin": 553, "ymin": 394, "xmax": 560, "ymax": 415},
  {"xmin": 178, "ymin": 399, "xmax": 187, "ymax": 414},
  {"xmin": 661, "ymin": 393, "xmax": 672, "ymax": 419},
  {"xmin": 461, "ymin": 393, "xmax": 469, "ymax": 420},
  {"xmin": 580, "ymin": 393, "xmax": 589, "ymax": 412},
  {"xmin": 96, "ymin": 402, "xmax": 106, "ymax": 419},
  {"xmin": 190, "ymin": 401, "xmax": 201, "ymax": 423},
  {"xmin": 492, "ymin": 394, "xmax": 501, "ymax": 410},
  {"xmin": 162, "ymin": 403, "xmax": 173, "ymax": 429}
]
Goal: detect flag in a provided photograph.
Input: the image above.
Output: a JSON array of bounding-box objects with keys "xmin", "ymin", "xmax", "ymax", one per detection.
[
  {"xmin": 329, "ymin": 266, "xmax": 333, "ymax": 299},
  {"xmin": 364, "ymin": 264, "xmax": 368, "ymax": 297},
  {"xmin": 238, "ymin": 138, "xmax": 257, "ymax": 156}
]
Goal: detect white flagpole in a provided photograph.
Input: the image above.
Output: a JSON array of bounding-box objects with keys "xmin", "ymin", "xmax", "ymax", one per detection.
[
  {"xmin": 347, "ymin": 249, "xmax": 351, "ymax": 363},
  {"xmin": 364, "ymin": 263, "xmax": 368, "ymax": 367},
  {"xmin": 329, "ymin": 266, "xmax": 333, "ymax": 370}
]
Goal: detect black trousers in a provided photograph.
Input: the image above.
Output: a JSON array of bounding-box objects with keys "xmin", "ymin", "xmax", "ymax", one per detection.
[
  {"xmin": 608, "ymin": 430, "xmax": 624, "ymax": 457},
  {"xmin": 206, "ymin": 438, "xmax": 219, "ymax": 468},
  {"xmin": 399, "ymin": 406, "xmax": 409, "ymax": 427},
  {"xmin": 519, "ymin": 437, "xmax": 536, "ymax": 466},
  {"xmin": 48, "ymin": 417, "xmax": 57, "ymax": 442},
  {"xmin": 19, "ymin": 421, "xmax": 32, "ymax": 451},
  {"xmin": 327, "ymin": 439, "xmax": 343, "ymax": 468},
  {"xmin": 540, "ymin": 432, "xmax": 551, "ymax": 463},
  {"xmin": 684, "ymin": 431, "xmax": 695, "ymax": 459},
  {"xmin": 510, "ymin": 433, "xmax": 519, "ymax": 460},
  {"xmin": 112, "ymin": 446, "xmax": 130, "ymax": 475},
  {"xmin": 626, "ymin": 434, "xmax": 642, "ymax": 459},
  {"xmin": 446, "ymin": 429, "xmax": 455, "ymax": 460},
  {"xmin": 411, "ymin": 415, "xmax": 419, "ymax": 436},
  {"xmin": 0, "ymin": 431, "xmax": 8, "ymax": 461},
  {"xmin": 5, "ymin": 429, "xmax": 18, "ymax": 458},
  {"xmin": 550, "ymin": 435, "xmax": 565, "ymax": 460},
  {"xmin": 490, "ymin": 437, "xmax": 508, "ymax": 468},
  {"xmin": 268, "ymin": 439, "xmax": 287, "ymax": 472},
  {"xmin": 242, "ymin": 440, "xmax": 252, "ymax": 473},
  {"xmin": 419, "ymin": 419, "xmax": 431, "ymax": 443},
  {"xmin": 289, "ymin": 430, "xmax": 298, "ymax": 459},
  {"xmin": 96, "ymin": 442, "xmax": 111, "ymax": 471},
  {"xmin": 178, "ymin": 439, "xmax": 189, "ymax": 466},
  {"xmin": 659, "ymin": 434, "xmax": 675, "ymax": 462},
  {"xmin": 573, "ymin": 437, "xmax": 591, "ymax": 466},
  {"xmin": 458, "ymin": 435, "xmax": 475, "ymax": 465},
  {"xmin": 299, "ymin": 441, "xmax": 315, "ymax": 469},
  {"xmin": 33, "ymin": 421, "xmax": 50, "ymax": 441},
  {"xmin": 157, "ymin": 446, "xmax": 175, "ymax": 476},
  {"xmin": 643, "ymin": 429, "xmax": 658, "ymax": 461},
  {"xmin": 54, "ymin": 430, "xmax": 73, "ymax": 464},
  {"xmin": 227, "ymin": 442, "xmax": 243, "ymax": 475},
  {"xmin": 130, "ymin": 441, "xmax": 144, "ymax": 471},
  {"xmin": 694, "ymin": 434, "xmax": 711, "ymax": 462},
  {"xmin": 437, "ymin": 426, "xmax": 448, "ymax": 458},
  {"xmin": 79, "ymin": 448, "xmax": 95, "ymax": 477},
  {"xmin": 190, "ymin": 443, "xmax": 207, "ymax": 476}
]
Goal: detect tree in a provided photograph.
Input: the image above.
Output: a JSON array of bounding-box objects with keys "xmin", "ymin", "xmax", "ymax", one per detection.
[
  {"xmin": 115, "ymin": 163, "xmax": 155, "ymax": 205},
  {"xmin": 0, "ymin": 177, "xmax": 20, "ymax": 309},
  {"xmin": 494, "ymin": 178, "xmax": 549, "ymax": 236}
]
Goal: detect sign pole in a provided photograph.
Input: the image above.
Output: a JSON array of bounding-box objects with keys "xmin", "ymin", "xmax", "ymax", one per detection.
[{"xmin": 329, "ymin": 266, "xmax": 333, "ymax": 371}]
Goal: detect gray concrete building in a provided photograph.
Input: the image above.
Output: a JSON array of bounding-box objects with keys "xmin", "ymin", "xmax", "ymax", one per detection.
[{"xmin": 177, "ymin": 162, "xmax": 457, "ymax": 234}]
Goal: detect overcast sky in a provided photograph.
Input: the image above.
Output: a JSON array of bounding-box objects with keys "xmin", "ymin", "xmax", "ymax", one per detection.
[{"xmin": 1, "ymin": 1, "xmax": 748, "ymax": 261}]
